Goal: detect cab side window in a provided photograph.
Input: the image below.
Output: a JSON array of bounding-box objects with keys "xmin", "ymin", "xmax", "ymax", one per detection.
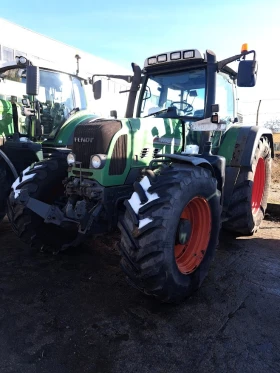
[
  {"xmin": 216, "ymin": 73, "xmax": 234, "ymax": 122},
  {"xmin": 72, "ymin": 77, "xmax": 87, "ymax": 110}
]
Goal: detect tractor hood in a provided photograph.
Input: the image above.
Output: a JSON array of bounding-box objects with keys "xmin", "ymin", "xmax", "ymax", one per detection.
[{"xmin": 42, "ymin": 110, "xmax": 100, "ymax": 148}]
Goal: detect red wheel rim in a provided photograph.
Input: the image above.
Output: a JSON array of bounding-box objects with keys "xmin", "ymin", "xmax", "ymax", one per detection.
[
  {"xmin": 174, "ymin": 197, "xmax": 211, "ymax": 274},
  {"xmin": 251, "ymin": 158, "xmax": 265, "ymax": 214}
]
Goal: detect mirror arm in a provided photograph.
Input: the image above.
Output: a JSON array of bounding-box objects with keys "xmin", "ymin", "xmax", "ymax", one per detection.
[
  {"xmin": 91, "ymin": 73, "xmax": 133, "ymax": 83},
  {"xmin": 217, "ymin": 50, "xmax": 256, "ymax": 71},
  {"xmin": 125, "ymin": 63, "xmax": 142, "ymax": 117}
]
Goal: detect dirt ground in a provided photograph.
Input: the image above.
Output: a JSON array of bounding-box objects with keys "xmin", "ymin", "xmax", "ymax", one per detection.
[
  {"xmin": 270, "ymin": 153, "xmax": 280, "ymax": 203},
  {"xmin": 0, "ymin": 213, "xmax": 280, "ymax": 373}
]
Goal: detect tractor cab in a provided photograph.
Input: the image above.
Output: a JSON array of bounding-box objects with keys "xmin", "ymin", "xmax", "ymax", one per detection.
[
  {"xmin": 0, "ymin": 56, "xmax": 90, "ymax": 174},
  {"xmin": 0, "ymin": 57, "xmax": 88, "ymax": 139},
  {"xmin": 91, "ymin": 44, "xmax": 257, "ymax": 157}
]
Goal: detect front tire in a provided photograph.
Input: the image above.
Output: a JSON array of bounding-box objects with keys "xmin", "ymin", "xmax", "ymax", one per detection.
[
  {"xmin": 118, "ymin": 164, "xmax": 221, "ymax": 303},
  {"xmin": 223, "ymin": 137, "xmax": 272, "ymax": 235},
  {"xmin": 7, "ymin": 158, "xmax": 77, "ymax": 251}
]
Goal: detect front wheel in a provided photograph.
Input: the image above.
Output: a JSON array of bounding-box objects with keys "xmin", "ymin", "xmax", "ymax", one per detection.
[
  {"xmin": 7, "ymin": 158, "xmax": 78, "ymax": 251},
  {"xmin": 118, "ymin": 164, "xmax": 221, "ymax": 303}
]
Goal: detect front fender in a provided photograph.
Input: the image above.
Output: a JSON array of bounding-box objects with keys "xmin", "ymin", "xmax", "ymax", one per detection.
[{"xmin": 155, "ymin": 153, "xmax": 215, "ymax": 176}]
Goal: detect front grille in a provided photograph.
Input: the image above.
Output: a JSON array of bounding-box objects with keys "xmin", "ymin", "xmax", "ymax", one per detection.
[
  {"xmin": 109, "ymin": 135, "xmax": 127, "ymax": 175},
  {"xmin": 72, "ymin": 119, "xmax": 122, "ymax": 168}
]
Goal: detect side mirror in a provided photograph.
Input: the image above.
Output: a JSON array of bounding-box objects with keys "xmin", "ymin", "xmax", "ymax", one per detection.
[
  {"xmin": 237, "ymin": 60, "xmax": 258, "ymax": 87},
  {"xmin": 92, "ymin": 80, "xmax": 102, "ymax": 100},
  {"xmin": 26, "ymin": 65, "xmax": 40, "ymax": 95}
]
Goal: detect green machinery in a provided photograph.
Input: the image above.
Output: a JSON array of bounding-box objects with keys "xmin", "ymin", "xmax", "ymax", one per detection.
[
  {"xmin": 8, "ymin": 45, "xmax": 273, "ymax": 303},
  {"xmin": 0, "ymin": 56, "xmax": 98, "ymax": 222}
]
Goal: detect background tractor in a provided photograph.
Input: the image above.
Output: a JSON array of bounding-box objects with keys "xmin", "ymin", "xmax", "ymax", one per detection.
[
  {"xmin": 0, "ymin": 56, "xmax": 99, "ymax": 223},
  {"xmin": 8, "ymin": 45, "xmax": 274, "ymax": 303}
]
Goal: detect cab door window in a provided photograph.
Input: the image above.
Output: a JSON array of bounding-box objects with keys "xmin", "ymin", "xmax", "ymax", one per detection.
[{"xmin": 216, "ymin": 73, "xmax": 234, "ymax": 123}]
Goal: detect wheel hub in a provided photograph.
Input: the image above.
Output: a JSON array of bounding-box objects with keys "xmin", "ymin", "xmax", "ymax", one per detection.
[
  {"xmin": 176, "ymin": 219, "xmax": 192, "ymax": 245},
  {"xmin": 174, "ymin": 197, "xmax": 211, "ymax": 274},
  {"xmin": 251, "ymin": 157, "xmax": 265, "ymax": 214}
]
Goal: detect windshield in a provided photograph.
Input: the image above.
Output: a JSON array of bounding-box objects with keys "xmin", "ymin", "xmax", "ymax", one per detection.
[
  {"xmin": 0, "ymin": 68, "xmax": 87, "ymax": 136},
  {"xmin": 140, "ymin": 68, "xmax": 206, "ymax": 119}
]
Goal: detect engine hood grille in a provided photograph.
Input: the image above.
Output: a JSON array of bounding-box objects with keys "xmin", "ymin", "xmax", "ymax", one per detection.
[{"xmin": 72, "ymin": 119, "xmax": 122, "ymax": 168}]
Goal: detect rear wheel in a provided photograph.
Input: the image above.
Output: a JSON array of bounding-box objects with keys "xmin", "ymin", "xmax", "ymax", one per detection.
[
  {"xmin": 118, "ymin": 164, "xmax": 221, "ymax": 303},
  {"xmin": 7, "ymin": 158, "xmax": 77, "ymax": 251},
  {"xmin": 223, "ymin": 137, "xmax": 271, "ymax": 235}
]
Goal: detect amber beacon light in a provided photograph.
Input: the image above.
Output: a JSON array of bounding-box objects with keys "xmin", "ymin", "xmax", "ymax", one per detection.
[{"xmin": 241, "ymin": 43, "xmax": 248, "ymax": 53}]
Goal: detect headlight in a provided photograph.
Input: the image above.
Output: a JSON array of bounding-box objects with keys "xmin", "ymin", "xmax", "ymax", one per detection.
[
  {"xmin": 67, "ymin": 152, "xmax": 76, "ymax": 166},
  {"xmin": 90, "ymin": 154, "xmax": 107, "ymax": 169}
]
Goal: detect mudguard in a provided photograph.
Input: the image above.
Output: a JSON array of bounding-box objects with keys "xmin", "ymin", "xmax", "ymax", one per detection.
[
  {"xmin": 0, "ymin": 149, "xmax": 18, "ymax": 180},
  {"xmin": 218, "ymin": 125, "xmax": 274, "ymax": 212},
  {"xmin": 218, "ymin": 125, "xmax": 274, "ymax": 167},
  {"xmin": 155, "ymin": 153, "xmax": 215, "ymax": 175}
]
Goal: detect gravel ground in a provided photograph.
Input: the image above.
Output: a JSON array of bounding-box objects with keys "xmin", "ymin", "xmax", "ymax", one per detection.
[{"xmin": 0, "ymin": 215, "xmax": 280, "ymax": 373}]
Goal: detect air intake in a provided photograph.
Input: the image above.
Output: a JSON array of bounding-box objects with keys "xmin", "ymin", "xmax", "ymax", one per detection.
[{"xmin": 109, "ymin": 135, "xmax": 127, "ymax": 175}]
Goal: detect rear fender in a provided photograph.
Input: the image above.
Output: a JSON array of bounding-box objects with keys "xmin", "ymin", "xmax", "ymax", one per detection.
[
  {"xmin": 239, "ymin": 126, "xmax": 274, "ymax": 166},
  {"xmin": 218, "ymin": 126, "xmax": 274, "ymax": 212},
  {"xmin": 218, "ymin": 125, "xmax": 274, "ymax": 168}
]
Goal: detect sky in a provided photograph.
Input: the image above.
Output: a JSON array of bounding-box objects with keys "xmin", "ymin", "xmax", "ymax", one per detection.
[{"xmin": 1, "ymin": 0, "xmax": 280, "ymax": 123}]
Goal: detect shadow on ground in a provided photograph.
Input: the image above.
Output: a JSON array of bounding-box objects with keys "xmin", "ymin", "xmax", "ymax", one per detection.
[{"xmin": 0, "ymin": 217, "xmax": 279, "ymax": 373}]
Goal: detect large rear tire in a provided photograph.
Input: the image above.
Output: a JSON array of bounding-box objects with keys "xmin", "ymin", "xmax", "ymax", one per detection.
[
  {"xmin": 223, "ymin": 137, "xmax": 271, "ymax": 235},
  {"xmin": 118, "ymin": 164, "xmax": 221, "ymax": 303},
  {"xmin": 7, "ymin": 158, "xmax": 77, "ymax": 251}
]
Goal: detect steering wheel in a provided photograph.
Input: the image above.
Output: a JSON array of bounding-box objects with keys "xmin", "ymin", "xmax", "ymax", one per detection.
[{"xmin": 170, "ymin": 101, "xmax": 193, "ymax": 114}]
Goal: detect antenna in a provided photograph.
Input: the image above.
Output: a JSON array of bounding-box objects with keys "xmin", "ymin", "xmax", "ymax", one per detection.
[{"xmin": 75, "ymin": 54, "xmax": 81, "ymax": 76}]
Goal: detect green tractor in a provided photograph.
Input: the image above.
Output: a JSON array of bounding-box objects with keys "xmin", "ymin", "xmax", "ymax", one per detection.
[
  {"xmin": 8, "ymin": 45, "xmax": 273, "ymax": 303},
  {"xmin": 0, "ymin": 56, "xmax": 99, "ymax": 223}
]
